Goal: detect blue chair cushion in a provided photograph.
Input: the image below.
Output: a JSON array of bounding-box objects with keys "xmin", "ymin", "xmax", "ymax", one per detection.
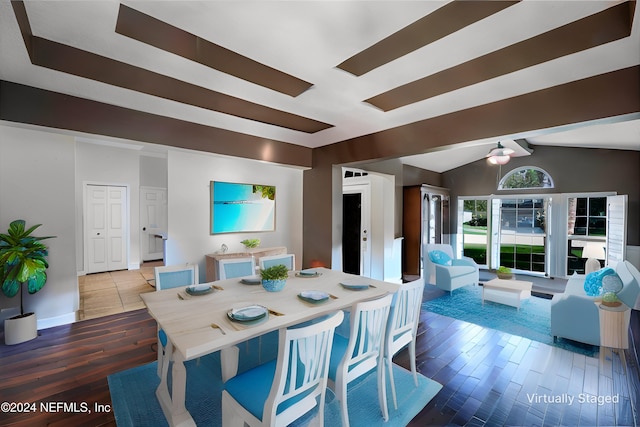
[
  {"xmin": 583, "ymin": 267, "xmax": 615, "ymax": 296},
  {"xmin": 328, "ymin": 334, "xmax": 349, "ymax": 381},
  {"xmin": 224, "ymin": 358, "xmax": 315, "ymax": 420},
  {"xmin": 429, "ymin": 250, "xmax": 452, "ymax": 266}
]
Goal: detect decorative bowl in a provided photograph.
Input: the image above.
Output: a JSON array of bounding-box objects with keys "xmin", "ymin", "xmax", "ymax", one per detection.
[{"xmin": 262, "ymin": 279, "xmax": 286, "ymax": 292}]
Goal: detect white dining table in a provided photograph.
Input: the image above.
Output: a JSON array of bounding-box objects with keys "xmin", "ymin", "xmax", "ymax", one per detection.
[{"xmin": 141, "ymin": 267, "xmax": 400, "ymax": 427}]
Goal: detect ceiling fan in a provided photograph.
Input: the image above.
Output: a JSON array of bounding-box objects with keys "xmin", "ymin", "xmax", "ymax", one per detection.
[{"xmin": 486, "ymin": 141, "xmax": 515, "ymax": 165}]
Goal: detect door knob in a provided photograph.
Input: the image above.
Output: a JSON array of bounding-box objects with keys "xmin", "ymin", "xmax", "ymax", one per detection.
[
  {"xmin": 97, "ymin": 232, "xmax": 101, "ymax": 236},
  {"xmin": 143, "ymin": 227, "xmax": 147, "ymax": 231}
]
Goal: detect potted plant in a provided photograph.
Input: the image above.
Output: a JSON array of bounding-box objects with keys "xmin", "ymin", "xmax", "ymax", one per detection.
[
  {"xmin": 260, "ymin": 264, "xmax": 289, "ymax": 292},
  {"xmin": 240, "ymin": 238, "xmax": 260, "ymax": 249},
  {"xmin": 0, "ymin": 220, "xmax": 55, "ymax": 345},
  {"xmin": 496, "ymin": 266, "xmax": 513, "ymax": 280}
]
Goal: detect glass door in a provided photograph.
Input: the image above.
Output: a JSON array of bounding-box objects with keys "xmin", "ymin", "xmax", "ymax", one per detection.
[
  {"xmin": 459, "ymin": 198, "xmax": 489, "ymax": 267},
  {"xmin": 497, "ymin": 198, "xmax": 548, "ymax": 274}
]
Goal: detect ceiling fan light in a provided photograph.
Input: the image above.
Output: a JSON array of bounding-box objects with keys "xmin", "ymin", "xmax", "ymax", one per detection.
[{"xmin": 487, "ymin": 154, "xmax": 511, "ymax": 165}]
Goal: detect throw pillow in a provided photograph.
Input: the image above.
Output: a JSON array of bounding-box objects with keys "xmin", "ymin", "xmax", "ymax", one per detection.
[
  {"xmin": 429, "ymin": 250, "xmax": 452, "ymax": 266},
  {"xmin": 583, "ymin": 267, "xmax": 616, "ymax": 297}
]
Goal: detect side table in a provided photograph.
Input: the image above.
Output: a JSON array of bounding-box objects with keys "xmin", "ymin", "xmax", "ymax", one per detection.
[{"xmin": 597, "ymin": 303, "xmax": 630, "ymax": 349}]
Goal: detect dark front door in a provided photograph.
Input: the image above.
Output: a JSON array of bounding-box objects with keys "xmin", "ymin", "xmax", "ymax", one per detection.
[{"xmin": 342, "ymin": 193, "xmax": 361, "ymax": 274}]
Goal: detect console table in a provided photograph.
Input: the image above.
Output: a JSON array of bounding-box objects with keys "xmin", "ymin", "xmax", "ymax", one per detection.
[{"xmin": 205, "ymin": 246, "xmax": 287, "ymax": 282}]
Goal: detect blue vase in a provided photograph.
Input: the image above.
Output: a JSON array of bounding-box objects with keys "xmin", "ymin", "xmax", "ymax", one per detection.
[{"xmin": 262, "ymin": 279, "xmax": 286, "ymax": 292}]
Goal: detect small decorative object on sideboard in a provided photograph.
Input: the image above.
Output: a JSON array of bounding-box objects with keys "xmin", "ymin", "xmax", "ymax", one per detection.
[
  {"xmin": 601, "ymin": 274, "xmax": 623, "ymax": 308},
  {"xmin": 0, "ymin": 220, "xmax": 56, "ymax": 345},
  {"xmin": 260, "ymin": 264, "xmax": 288, "ymax": 292},
  {"xmin": 496, "ymin": 266, "xmax": 513, "ymax": 280},
  {"xmin": 241, "ymin": 238, "xmax": 260, "ymax": 249}
]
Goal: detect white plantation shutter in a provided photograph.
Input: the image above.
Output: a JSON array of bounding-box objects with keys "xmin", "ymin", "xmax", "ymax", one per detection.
[{"xmin": 606, "ymin": 195, "xmax": 627, "ymax": 266}]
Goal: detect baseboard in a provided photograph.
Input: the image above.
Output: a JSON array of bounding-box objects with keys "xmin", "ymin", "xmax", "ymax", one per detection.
[{"xmin": 37, "ymin": 311, "xmax": 77, "ymax": 330}]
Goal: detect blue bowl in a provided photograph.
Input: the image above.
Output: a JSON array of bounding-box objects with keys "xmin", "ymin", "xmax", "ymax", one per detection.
[{"xmin": 262, "ymin": 279, "xmax": 286, "ymax": 292}]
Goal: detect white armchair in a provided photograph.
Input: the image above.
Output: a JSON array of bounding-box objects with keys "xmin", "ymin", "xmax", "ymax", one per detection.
[{"xmin": 425, "ymin": 244, "xmax": 478, "ymax": 292}]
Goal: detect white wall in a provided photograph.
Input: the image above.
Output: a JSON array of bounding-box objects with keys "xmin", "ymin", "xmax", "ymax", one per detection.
[
  {"xmin": 0, "ymin": 124, "xmax": 78, "ymax": 328},
  {"xmin": 75, "ymin": 142, "xmax": 141, "ymax": 271},
  {"xmin": 166, "ymin": 150, "xmax": 303, "ymax": 283}
]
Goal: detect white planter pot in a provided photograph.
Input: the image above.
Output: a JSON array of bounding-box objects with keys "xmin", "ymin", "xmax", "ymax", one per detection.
[{"xmin": 4, "ymin": 312, "xmax": 38, "ymax": 345}]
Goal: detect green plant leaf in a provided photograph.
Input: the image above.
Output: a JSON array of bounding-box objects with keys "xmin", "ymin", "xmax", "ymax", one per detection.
[
  {"xmin": 27, "ymin": 270, "xmax": 47, "ymax": 294},
  {"xmin": 2, "ymin": 278, "xmax": 20, "ymax": 298}
]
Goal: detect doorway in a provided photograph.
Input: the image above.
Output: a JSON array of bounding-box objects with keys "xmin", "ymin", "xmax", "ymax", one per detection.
[
  {"xmin": 84, "ymin": 184, "xmax": 128, "ymax": 274},
  {"xmin": 140, "ymin": 187, "xmax": 167, "ymax": 262},
  {"xmin": 342, "ymin": 183, "xmax": 371, "ymax": 276}
]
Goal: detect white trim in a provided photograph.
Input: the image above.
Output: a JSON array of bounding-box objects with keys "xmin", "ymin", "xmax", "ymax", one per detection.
[{"xmin": 37, "ymin": 311, "xmax": 77, "ymax": 329}]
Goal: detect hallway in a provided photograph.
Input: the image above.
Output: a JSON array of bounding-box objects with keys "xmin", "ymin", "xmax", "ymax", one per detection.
[{"xmin": 78, "ymin": 261, "xmax": 161, "ymax": 321}]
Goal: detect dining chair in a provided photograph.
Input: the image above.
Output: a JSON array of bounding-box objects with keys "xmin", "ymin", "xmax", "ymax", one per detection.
[
  {"xmin": 218, "ymin": 257, "xmax": 257, "ymax": 279},
  {"xmin": 328, "ymin": 294, "xmax": 393, "ymax": 427},
  {"xmin": 222, "ymin": 310, "xmax": 344, "ymax": 427},
  {"xmin": 259, "ymin": 253, "xmax": 295, "ymax": 271},
  {"xmin": 154, "ymin": 264, "xmax": 199, "ymax": 377},
  {"xmin": 384, "ymin": 277, "xmax": 425, "ymax": 412}
]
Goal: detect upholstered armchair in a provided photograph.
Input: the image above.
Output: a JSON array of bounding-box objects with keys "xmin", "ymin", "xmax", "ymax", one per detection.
[
  {"xmin": 551, "ymin": 260, "xmax": 640, "ymax": 346},
  {"xmin": 424, "ymin": 244, "xmax": 479, "ymax": 292}
]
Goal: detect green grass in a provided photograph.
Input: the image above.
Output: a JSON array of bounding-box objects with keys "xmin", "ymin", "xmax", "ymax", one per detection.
[{"xmin": 462, "ymin": 225, "xmax": 487, "ymax": 235}]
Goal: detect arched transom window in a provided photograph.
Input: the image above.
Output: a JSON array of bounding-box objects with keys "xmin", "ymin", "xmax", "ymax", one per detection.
[{"xmin": 498, "ymin": 166, "xmax": 554, "ymax": 190}]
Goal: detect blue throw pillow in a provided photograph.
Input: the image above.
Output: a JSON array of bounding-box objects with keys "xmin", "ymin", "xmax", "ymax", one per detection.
[
  {"xmin": 583, "ymin": 267, "xmax": 616, "ymax": 296},
  {"xmin": 429, "ymin": 250, "xmax": 452, "ymax": 266}
]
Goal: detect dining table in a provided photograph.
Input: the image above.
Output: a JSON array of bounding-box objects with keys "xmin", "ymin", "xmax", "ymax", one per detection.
[{"xmin": 140, "ymin": 267, "xmax": 400, "ymax": 427}]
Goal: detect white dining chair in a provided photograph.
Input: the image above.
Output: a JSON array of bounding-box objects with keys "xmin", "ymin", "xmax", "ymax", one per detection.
[
  {"xmin": 222, "ymin": 310, "xmax": 344, "ymax": 427},
  {"xmin": 384, "ymin": 277, "xmax": 425, "ymax": 412},
  {"xmin": 218, "ymin": 257, "xmax": 256, "ymax": 279},
  {"xmin": 328, "ymin": 294, "xmax": 393, "ymax": 427},
  {"xmin": 154, "ymin": 263, "xmax": 199, "ymax": 290},
  {"xmin": 154, "ymin": 264, "xmax": 199, "ymax": 377},
  {"xmin": 258, "ymin": 253, "xmax": 295, "ymax": 271}
]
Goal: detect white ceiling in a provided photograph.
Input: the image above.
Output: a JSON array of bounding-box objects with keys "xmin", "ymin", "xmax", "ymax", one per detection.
[{"xmin": 1, "ymin": 1, "xmax": 638, "ymax": 171}]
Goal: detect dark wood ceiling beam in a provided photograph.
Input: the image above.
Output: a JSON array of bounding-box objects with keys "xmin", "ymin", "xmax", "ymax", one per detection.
[
  {"xmin": 319, "ymin": 65, "xmax": 640, "ymax": 164},
  {"xmin": 10, "ymin": 2, "xmax": 331, "ymax": 134},
  {"xmin": 0, "ymin": 80, "xmax": 313, "ymax": 168},
  {"xmin": 115, "ymin": 4, "xmax": 313, "ymax": 97},
  {"xmin": 337, "ymin": 0, "xmax": 519, "ymax": 76},
  {"xmin": 367, "ymin": 1, "xmax": 635, "ymax": 111}
]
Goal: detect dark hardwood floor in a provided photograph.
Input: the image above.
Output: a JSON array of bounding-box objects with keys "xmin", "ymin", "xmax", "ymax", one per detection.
[{"xmin": 1, "ymin": 301, "xmax": 638, "ymax": 426}]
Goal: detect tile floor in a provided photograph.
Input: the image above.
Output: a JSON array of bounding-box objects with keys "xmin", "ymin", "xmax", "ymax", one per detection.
[{"xmin": 78, "ymin": 261, "xmax": 162, "ymax": 321}]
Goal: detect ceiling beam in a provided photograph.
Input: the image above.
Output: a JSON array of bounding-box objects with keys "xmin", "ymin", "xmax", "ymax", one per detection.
[{"xmin": 366, "ymin": 1, "xmax": 636, "ymax": 111}]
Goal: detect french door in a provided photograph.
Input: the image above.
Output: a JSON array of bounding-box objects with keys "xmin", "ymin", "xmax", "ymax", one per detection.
[
  {"xmin": 492, "ymin": 198, "xmax": 549, "ymax": 274},
  {"xmin": 459, "ymin": 196, "xmax": 550, "ymax": 275}
]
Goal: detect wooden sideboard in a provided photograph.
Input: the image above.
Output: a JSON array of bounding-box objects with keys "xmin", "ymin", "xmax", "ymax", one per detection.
[{"xmin": 205, "ymin": 246, "xmax": 287, "ymax": 282}]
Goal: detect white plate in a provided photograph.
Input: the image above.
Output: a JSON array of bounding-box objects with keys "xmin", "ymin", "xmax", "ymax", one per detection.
[
  {"xmin": 296, "ymin": 269, "xmax": 322, "ymax": 278},
  {"xmin": 240, "ymin": 275, "xmax": 261, "ymax": 285},
  {"xmin": 227, "ymin": 305, "xmax": 268, "ymax": 322},
  {"xmin": 298, "ymin": 290, "xmax": 329, "ymax": 304},
  {"xmin": 185, "ymin": 284, "xmax": 213, "ymax": 296},
  {"xmin": 339, "ymin": 281, "xmax": 370, "ymax": 291}
]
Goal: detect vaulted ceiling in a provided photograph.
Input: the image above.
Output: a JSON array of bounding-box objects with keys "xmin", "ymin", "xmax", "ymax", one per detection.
[{"xmin": 1, "ymin": 1, "xmax": 638, "ymax": 171}]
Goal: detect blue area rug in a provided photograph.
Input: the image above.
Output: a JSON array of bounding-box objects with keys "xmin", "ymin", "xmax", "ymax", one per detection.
[
  {"xmin": 108, "ymin": 352, "xmax": 442, "ymax": 426},
  {"xmin": 422, "ymin": 285, "xmax": 597, "ymax": 356}
]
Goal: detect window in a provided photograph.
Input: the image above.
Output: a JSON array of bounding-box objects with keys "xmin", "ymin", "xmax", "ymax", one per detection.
[
  {"xmin": 461, "ymin": 199, "xmax": 488, "ymax": 265},
  {"xmin": 567, "ymin": 196, "xmax": 607, "ymax": 275},
  {"xmin": 498, "ymin": 167, "xmax": 554, "ymax": 190}
]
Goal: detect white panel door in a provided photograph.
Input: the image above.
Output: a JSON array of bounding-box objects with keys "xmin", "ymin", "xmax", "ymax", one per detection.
[
  {"xmin": 140, "ymin": 187, "xmax": 167, "ymax": 261},
  {"xmin": 86, "ymin": 185, "xmax": 128, "ymax": 273},
  {"xmin": 87, "ymin": 186, "xmax": 108, "ymax": 273}
]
